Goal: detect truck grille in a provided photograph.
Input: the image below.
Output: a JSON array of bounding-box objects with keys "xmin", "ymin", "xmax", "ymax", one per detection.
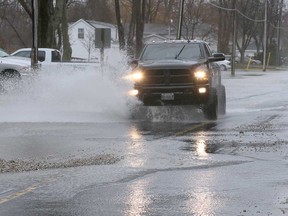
[{"xmin": 143, "ymin": 69, "xmax": 193, "ymax": 86}]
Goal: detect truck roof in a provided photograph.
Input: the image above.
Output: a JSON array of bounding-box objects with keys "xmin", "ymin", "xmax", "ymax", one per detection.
[
  {"xmin": 145, "ymin": 39, "xmax": 207, "ymax": 45},
  {"xmin": 11, "ymin": 48, "xmax": 60, "ymax": 53}
]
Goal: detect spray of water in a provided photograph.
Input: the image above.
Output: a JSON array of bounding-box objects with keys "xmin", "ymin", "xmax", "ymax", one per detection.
[
  {"xmin": 0, "ymin": 48, "xmax": 203, "ymax": 123},
  {"xmin": 0, "ymin": 49, "xmax": 134, "ymax": 123}
]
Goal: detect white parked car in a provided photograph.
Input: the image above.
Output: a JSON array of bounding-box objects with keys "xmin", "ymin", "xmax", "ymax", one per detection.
[
  {"xmin": 0, "ymin": 48, "xmax": 32, "ymax": 79},
  {"xmin": 217, "ymin": 59, "xmax": 231, "ymax": 71}
]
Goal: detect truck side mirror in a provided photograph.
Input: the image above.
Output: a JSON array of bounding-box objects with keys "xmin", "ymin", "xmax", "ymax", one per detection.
[
  {"xmin": 129, "ymin": 59, "xmax": 139, "ymax": 69},
  {"xmin": 208, "ymin": 53, "xmax": 225, "ymax": 62}
]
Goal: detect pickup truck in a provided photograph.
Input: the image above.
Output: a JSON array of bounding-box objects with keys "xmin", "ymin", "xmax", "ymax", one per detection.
[
  {"xmin": 0, "ymin": 48, "xmax": 32, "ymax": 80},
  {"xmin": 11, "ymin": 48, "xmax": 100, "ymax": 73},
  {"xmin": 129, "ymin": 40, "xmax": 226, "ymax": 120},
  {"xmin": 11, "ymin": 48, "xmax": 62, "ymax": 64}
]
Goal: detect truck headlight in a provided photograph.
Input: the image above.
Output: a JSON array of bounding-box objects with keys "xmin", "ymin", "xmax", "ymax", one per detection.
[
  {"xmin": 132, "ymin": 70, "xmax": 144, "ymax": 82},
  {"xmin": 129, "ymin": 89, "xmax": 139, "ymax": 96},
  {"xmin": 194, "ymin": 70, "xmax": 208, "ymax": 81}
]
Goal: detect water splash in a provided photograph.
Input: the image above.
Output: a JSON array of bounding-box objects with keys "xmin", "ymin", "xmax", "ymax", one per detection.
[
  {"xmin": 0, "ymin": 49, "xmax": 134, "ymax": 123},
  {"xmin": 0, "ymin": 48, "xmax": 204, "ymax": 123}
]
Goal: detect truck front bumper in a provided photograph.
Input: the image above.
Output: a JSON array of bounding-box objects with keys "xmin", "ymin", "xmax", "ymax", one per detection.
[{"xmin": 134, "ymin": 85, "xmax": 210, "ymax": 106}]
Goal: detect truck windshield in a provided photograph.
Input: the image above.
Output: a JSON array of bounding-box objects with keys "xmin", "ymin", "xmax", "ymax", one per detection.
[
  {"xmin": 140, "ymin": 43, "xmax": 202, "ymax": 61},
  {"xmin": 0, "ymin": 49, "xmax": 9, "ymax": 57}
]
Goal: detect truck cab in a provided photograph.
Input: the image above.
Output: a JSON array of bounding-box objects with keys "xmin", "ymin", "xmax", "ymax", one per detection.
[{"xmin": 11, "ymin": 48, "xmax": 62, "ymax": 64}]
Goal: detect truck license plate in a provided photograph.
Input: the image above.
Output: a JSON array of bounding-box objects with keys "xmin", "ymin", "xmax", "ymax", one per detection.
[{"xmin": 161, "ymin": 93, "xmax": 174, "ymax": 100}]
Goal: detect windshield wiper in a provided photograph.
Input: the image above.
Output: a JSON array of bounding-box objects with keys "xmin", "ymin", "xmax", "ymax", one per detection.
[{"xmin": 175, "ymin": 45, "xmax": 186, "ymax": 59}]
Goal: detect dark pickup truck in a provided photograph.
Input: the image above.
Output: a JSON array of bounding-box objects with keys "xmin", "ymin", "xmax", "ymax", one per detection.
[{"xmin": 130, "ymin": 40, "xmax": 226, "ymax": 120}]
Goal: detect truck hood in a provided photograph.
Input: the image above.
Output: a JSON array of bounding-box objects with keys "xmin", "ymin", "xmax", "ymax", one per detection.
[
  {"xmin": 139, "ymin": 59, "xmax": 205, "ymax": 69},
  {"xmin": 0, "ymin": 56, "xmax": 31, "ymax": 66}
]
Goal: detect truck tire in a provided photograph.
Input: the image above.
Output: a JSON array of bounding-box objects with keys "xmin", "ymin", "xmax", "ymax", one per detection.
[
  {"xmin": 220, "ymin": 64, "xmax": 227, "ymax": 71},
  {"xmin": 0, "ymin": 69, "xmax": 21, "ymax": 81},
  {"xmin": 218, "ymin": 85, "xmax": 226, "ymax": 115},
  {"xmin": 203, "ymin": 88, "xmax": 218, "ymax": 120}
]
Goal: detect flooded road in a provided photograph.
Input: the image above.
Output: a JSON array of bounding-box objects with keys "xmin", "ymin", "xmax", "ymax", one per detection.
[{"xmin": 0, "ymin": 69, "xmax": 288, "ymax": 215}]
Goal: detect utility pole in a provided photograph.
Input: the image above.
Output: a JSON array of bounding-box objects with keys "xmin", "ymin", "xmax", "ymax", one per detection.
[
  {"xmin": 177, "ymin": 0, "xmax": 185, "ymax": 40},
  {"xmin": 276, "ymin": 0, "xmax": 284, "ymax": 66},
  {"xmin": 263, "ymin": 0, "xmax": 268, "ymax": 72},
  {"xmin": 231, "ymin": 0, "xmax": 236, "ymax": 77},
  {"xmin": 31, "ymin": 0, "xmax": 38, "ymax": 69}
]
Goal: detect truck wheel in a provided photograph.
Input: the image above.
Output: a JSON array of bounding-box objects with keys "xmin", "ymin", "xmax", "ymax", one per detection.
[
  {"xmin": 218, "ymin": 85, "xmax": 226, "ymax": 115},
  {"xmin": 203, "ymin": 88, "xmax": 218, "ymax": 120},
  {"xmin": 0, "ymin": 69, "xmax": 21, "ymax": 81},
  {"xmin": 220, "ymin": 65, "xmax": 227, "ymax": 71}
]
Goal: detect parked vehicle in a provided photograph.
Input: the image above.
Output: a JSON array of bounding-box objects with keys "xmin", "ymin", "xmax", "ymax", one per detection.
[
  {"xmin": 11, "ymin": 48, "xmax": 100, "ymax": 72},
  {"xmin": 11, "ymin": 48, "xmax": 61, "ymax": 64},
  {"xmin": 0, "ymin": 48, "xmax": 32, "ymax": 79},
  {"xmin": 217, "ymin": 59, "xmax": 231, "ymax": 71},
  {"xmin": 129, "ymin": 40, "xmax": 226, "ymax": 120}
]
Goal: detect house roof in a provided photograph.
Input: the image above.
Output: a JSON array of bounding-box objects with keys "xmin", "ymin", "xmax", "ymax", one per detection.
[
  {"xmin": 69, "ymin": 19, "xmax": 116, "ymax": 30},
  {"xmin": 69, "ymin": 18, "xmax": 91, "ymax": 29},
  {"xmin": 86, "ymin": 20, "xmax": 116, "ymax": 29},
  {"xmin": 143, "ymin": 34, "xmax": 168, "ymax": 40},
  {"xmin": 143, "ymin": 34, "xmax": 169, "ymax": 43}
]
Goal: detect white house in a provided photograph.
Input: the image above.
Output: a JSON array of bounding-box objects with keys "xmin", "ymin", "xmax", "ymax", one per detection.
[
  {"xmin": 68, "ymin": 19, "xmax": 118, "ymax": 61},
  {"xmin": 143, "ymin": 34, "xmax": 168, "ymax": 43}
]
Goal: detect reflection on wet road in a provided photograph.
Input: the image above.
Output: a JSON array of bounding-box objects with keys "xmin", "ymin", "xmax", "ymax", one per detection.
[
  {"xmin": 131, "ymin": 120, "xmax": 219, "ymax": 156},
  {"xmin": 0, "ymin": 115, "xmax": 287, "ymax": 216},
  {"xmin": 131, "ymin": 120, "xmax": 217, "ymax": 138},
  {"xmin": 1, "ymin": 107, "xmax": 288, "ymax": 215},
  {"xmin": 125, "ymin": 121, "xmax": 215, "ymax": 168},
  {"xmin": 125, "ymin": 178, "xmax": 150, "ymax": 216}
]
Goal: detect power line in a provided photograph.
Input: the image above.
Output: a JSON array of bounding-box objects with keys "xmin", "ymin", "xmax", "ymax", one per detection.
[
  {"xmin": 208, "ymin": 1, "xmax": 265, "ymax": 22},
  {"xmin": 208, "ymin": 1, "xmax": 288, "ymax": 28},
  {"xmin": 237, "ymin": 10, "xmax": 265, "ymax": 23},
  {"xmin": 208, "ymin": 1, "xmax": 287, "ymax": 31},
  {"xmin": 270, "ymin": 23, "xmax": 288, "ymax": 32},
  {"xmin": 207, "ymin": 1, "xmax": 235, "ymax": 11}
]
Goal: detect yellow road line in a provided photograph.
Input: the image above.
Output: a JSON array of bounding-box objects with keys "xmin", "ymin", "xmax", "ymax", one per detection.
[
  {"xmin": 175, "ymin": 121, "xmax": 210, "ymax": 136},
  {"xmin": 0, "ymin": 184, "xmax": 39, "ymax": 205},
  {"xmin": 0, "ymin": 175, "xmax": 59, "ymax": 205}
]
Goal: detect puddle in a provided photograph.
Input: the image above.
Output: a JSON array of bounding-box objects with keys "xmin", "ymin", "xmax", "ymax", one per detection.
[{"xmin": 180, "ymin": 139, "xmax": 223, "ymax": 154}]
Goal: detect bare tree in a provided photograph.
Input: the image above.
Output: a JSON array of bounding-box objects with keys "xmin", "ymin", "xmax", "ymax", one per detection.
[
  {"xmin": 182, "ymin": 0, "xmax": 205, "ymax": 40},
  {"xmin": 17, "ymin": 0, "xmax": 72, "ymax": 59},
  {"xmin": 135, "ymin": 0, "xmax": 145, "ymax": 57},
  {"xmin": 125, "ymin": 0, "xmax": 146, "ymax": 58},
  {"xmin": 162, "ymin": 0, "xmax": 176, "ymax": 23},
  {"xmin": 80, "ymin": 29, "xmax": 96, "ymax": 61},
  {"xmin": 145, "ymin": 0, "xmax": 162, "ymax": 23},
  {"xmin": 215, "ymin": 0, "xmax": 233, "ymax": 54},
  {"xmin": 115, "ymin": 0, "xmax": 125, "ymax": 50},
  {"xmin": 126, "ymin": 1, "xmax": 136, "ymax": 58},
  {"xmin": 0, "ymin": 1, "xmax": 30, "ymax": 51},
  {"xmin": 235, "ymin": 0, "xmax": 263, "ymax": 63},
  {"xmin": 60, "ymin": 0, "xmax": 72, "ymax": 60}
]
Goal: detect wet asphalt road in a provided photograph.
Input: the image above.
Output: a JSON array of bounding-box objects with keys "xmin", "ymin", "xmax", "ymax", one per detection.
[{"xmin": 0, "ymin": 70, "xmax": 288, "ymax": 215}]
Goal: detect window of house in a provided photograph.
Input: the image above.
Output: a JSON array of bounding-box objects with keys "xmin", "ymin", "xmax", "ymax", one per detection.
[{"xmin": 78, "ymin": 28, "xmax": 84, "ymax": 39}]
